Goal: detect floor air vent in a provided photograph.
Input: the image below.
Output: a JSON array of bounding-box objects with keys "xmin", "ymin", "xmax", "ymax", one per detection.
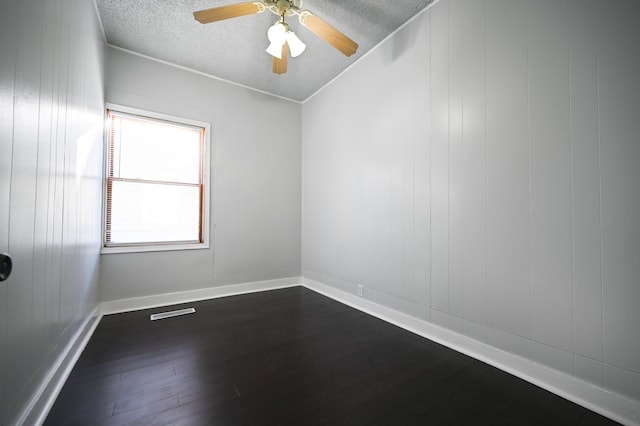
[{"xmin": 150, "ymin": 307, "xmax": 196, "ymax": 321}]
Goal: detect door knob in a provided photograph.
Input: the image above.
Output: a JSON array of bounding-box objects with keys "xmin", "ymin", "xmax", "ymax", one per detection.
[{"xmin": 0, "ymin": 253, "xmax": 12, "ymax": 282}]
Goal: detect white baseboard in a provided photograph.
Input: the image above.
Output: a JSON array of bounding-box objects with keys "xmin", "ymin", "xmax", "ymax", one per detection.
[
  {"xmin": 20, "ymin": 277, "xmax": 638, "ymax": 426},
  {"xmin": 18, "ymin": 277, "xmax": 301, "ymax": 425},
  {"xmin": 303, "ymin": 277, "xmax": 640, "ymax": 426},
  {"xmin": 16, "ymin": 306, "xmax": 103, "ymax": 426},
  {"xmin": 100, "ymin": 276, "xmax": 302, "ymax": 315}
]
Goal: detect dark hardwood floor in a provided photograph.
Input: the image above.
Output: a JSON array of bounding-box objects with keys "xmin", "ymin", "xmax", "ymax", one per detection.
[{"xmin": 45, "ymin": 287, "xmax": 619, "ymax": 425}]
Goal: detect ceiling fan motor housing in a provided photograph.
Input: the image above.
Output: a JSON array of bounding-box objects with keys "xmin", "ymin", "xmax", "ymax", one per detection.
[{"xmin": 275, "ymin": 0, "xmax": 294, "ymax": 15}]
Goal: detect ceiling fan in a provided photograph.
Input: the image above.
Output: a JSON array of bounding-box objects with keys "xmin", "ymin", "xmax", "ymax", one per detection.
[{"xmin": 193, "ymin": 0, "xmax": 359, "ymax": 74}]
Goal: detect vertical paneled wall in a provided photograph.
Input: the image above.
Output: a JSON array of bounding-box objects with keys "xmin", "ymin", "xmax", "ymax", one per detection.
[
  {"xmin": 0, "ymin": 0, "xmax": 105, "ymax": 423},
  {"xmin": 302, "ymin": 0, "xmax": 640, "ymax": 404},
  {"xmin": 597, "ymin": 0, "xmax": 640, "ymax": 393}
]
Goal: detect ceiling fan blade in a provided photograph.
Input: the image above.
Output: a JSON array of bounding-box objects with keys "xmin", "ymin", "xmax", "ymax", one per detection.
[
  {"xmin": 273, "ymin": 41, "xmax": 289, "ymax": 74},
  {"xmin": 194, "ymin": 2, "xmax": 265, "ymax": 24},
  {"xmin": 299, "ymin": 11, "xmax": 358, "ymax": 57}
]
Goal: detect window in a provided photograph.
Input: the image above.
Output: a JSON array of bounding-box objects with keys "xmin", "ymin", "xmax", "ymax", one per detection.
[{"xmin": 103, "ymin": 105, "xmax": 210, "ymax": 253}]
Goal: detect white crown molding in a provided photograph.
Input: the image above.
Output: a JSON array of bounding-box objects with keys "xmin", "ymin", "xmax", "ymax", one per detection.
[
  {"xmin": 302, "ymin": 0, "xmax": 441, "ymax": 103},
  {"xmin": 107, "ymin": 45, "xmax": 302, "ymax": 105}
]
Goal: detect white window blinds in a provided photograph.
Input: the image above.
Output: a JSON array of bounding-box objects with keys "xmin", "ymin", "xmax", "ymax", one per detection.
[{"xmin": 105, "ymin": 110, "xmax": 205, "ymax": 247}]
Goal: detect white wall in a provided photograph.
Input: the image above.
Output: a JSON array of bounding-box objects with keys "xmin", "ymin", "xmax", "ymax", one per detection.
[
  {"xmin": 100, "ymin": 47, "xmax": 301, "ymax": 302},
  {"xmin": 302, "ymin": 0, "xmax": 640, "ymax": 407},
  {"xmin": 0, "ymin": 0, "xmax": 105, "ymax": 423}
]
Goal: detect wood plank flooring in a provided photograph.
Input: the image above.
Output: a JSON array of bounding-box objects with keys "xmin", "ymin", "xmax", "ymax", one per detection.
[{"xmin": 45, "ymin": 287, "xmax": 619, "ymax": 425}]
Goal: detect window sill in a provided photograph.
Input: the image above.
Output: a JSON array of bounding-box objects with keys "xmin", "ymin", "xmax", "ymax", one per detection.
[{"xmin": 101, "ymin": 242, "xmax": 209, "ymax": 255}]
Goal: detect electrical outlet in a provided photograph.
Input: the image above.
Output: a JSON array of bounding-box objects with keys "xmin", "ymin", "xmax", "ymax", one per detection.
[{"xmin": 357, "ymin": 284, "xmax": 364, "ymax": 297}]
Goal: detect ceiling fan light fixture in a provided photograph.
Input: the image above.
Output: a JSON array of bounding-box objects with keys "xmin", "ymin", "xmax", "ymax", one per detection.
[
  {"xmin": 286, "ymin": 31, "xmax": 306, "ymax": 57},
  {"xmin": 193, "ymin": 1, "xmax": 359, "ymax": 73}
]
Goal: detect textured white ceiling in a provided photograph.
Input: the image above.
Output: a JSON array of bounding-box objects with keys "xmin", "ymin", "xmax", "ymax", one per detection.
[{"xmin": 96, "ymin": 0, "xmax": 435, "ymax": 101}]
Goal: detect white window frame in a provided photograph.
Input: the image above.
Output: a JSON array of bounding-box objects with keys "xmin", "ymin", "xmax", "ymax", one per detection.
[{"xmin": 101, "ymin": 103, "xmax": 211, "ymax": 254}]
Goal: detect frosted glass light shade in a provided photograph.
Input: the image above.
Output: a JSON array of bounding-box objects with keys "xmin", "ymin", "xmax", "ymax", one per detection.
[
  {"xmin": 266, "ymin": 23, "xmax": 287, "ymax": 58},
  {"xmin": 266, "ymin": 41, "xmax": 284, "ymax": 59},
  {"xmin": 286, "ymin": 31, "xmax": 306, "ymax": 57},
  {"xmin": 267, "ymin": 22, "xmax": 287, "ymax": 44}
]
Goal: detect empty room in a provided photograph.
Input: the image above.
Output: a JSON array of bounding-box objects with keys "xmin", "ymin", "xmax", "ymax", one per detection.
[{"xmin": 1, "ymin": 0, "xmax": 639, "ymax": 424}]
